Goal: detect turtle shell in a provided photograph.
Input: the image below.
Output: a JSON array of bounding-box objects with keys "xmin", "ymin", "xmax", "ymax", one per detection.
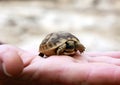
[{"xmin": 39, "ymin": 31, "xmax": 79, "ymax": 56}]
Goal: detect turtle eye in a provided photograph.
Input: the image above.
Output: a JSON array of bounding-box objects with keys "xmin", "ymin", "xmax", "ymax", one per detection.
[{"xmin": 66, "ymin": 41, "xmax": 75, "ymax": 49}]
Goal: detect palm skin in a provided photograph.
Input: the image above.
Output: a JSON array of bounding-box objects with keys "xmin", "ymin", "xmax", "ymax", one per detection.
[{"xmin": 0, "ymin": 45, "xmax": 120, "ymax": 85}]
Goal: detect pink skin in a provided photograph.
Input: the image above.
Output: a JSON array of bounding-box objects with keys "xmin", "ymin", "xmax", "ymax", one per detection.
[{"xmin": 0, "ymin": 45, "xmax": 120, "ymax": 85}]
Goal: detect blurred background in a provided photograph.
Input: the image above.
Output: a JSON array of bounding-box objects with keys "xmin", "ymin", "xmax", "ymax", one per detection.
[{"xmin": 0, "ymin": 0, "xmax": 120, "ymax": 52}]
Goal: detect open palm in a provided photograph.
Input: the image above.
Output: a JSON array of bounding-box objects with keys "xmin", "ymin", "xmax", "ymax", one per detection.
[{"xmin": 0, "ymin": 45, "xmax": 120, "ymax": 85}]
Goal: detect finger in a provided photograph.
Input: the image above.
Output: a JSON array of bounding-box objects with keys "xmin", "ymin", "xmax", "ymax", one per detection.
[
  {"xmin": 85, "ymin": 52, "xmax": 120, "ymax": 58},
  {"xmin": 74, "ymin": 52, "xmax": 120, "ymax": 68},
  {"xmin": 18, "ymin": 50, "xmax": 38, "ymax": 67},
  {"xmin": 58, "ymin": 62, "xmax": 120, "ymax": 84},
  {"xmin": 81, "ymin": 61, "xmax": 120, "ymax": 84},
  {"xmin": 84, "ymin": 55, "xmax": 120, "ymax": 66},
  {"xmin": 0, "ymin": 45, "xmax": 24, "ymax": 77},
  {"xmin": 86, "ymin": 63, "xmax": 120, "ymax": 84}
]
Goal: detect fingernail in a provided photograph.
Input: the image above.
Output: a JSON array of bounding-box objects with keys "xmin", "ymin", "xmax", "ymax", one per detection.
[{"xmin": 2, "ymin": 64, "xmax": 12, "ymax": 77}]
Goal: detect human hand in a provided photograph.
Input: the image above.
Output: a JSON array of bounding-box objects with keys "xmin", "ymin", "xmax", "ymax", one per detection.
[{"xmin": 0, "ymin": 45, "xmax": 120, "ymax": 85}]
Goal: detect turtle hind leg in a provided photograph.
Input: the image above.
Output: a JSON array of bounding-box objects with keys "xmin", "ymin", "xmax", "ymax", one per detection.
[{"xmin": 39, "ymin": 53, "xmax": 44, "ymax": 57}]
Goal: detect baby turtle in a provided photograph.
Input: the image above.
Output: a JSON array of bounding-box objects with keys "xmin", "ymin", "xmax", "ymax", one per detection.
[{"xmin": 39, "ymin": 31, "xmax": 85, "ymax": 57}]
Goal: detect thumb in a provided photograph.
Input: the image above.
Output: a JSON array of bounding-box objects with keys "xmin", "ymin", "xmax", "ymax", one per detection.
[{"xmin": 0, "ymin": 45, "xmax": 24, "ymax": 77}]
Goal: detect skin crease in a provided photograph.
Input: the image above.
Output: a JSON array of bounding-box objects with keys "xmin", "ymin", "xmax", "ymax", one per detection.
[{"xmin": 0, "ymin": 45, "xmax": 120, "ymax": 85}]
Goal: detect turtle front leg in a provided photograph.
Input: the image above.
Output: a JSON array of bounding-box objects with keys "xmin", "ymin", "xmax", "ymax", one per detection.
[
  {"xmin": 56, "ymin": 44, "xmax": 66, "ymax": 55},
  {"xmin": 39, "ymin": 53, "xmax": 44, "ymax": 57}
]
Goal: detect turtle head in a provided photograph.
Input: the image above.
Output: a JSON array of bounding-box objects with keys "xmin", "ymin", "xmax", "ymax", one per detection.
[
  {"xmin": 65, "ymin": 41, "xmax": 75, "ymax": 51},
  {"xmin": 62, "ymin": 40, "xmax": 76, "ymax": 55},
  {"xmin": 64, "ymin": 40, "xmax": 85, "ymax": 55}
]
